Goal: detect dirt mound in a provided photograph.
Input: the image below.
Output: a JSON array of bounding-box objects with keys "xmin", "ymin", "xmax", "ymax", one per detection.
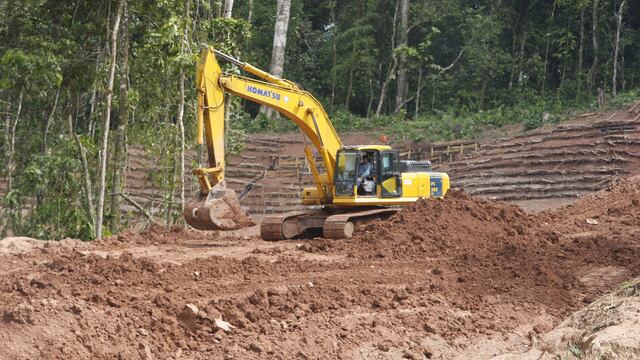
[
  {"xmin": 537, "ymin": 279, "xmax": 640, "ymax": 359},
  {"xmin": 98, "ymin": 224, "xmax": 223, "ymax": 246},
  {"xmin": 303, "ymin": 184, "xmax": 640, "ymax": 320},
  {"xmin": 0, "ymin": 236, "xmax": 87, "ymax": 255},
  {"xmin": 1, "ymin": 179, "xmax": 639, "ymax": 359},
  {"xmin": 335, "ymin": 190, "xmax": 555, "ymax": 260},
  {"xmin": 550, "ymin": 175, "xmax": 640, "ymax": 232}
]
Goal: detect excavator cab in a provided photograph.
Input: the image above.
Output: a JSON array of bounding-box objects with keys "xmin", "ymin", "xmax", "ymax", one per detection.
[
  {"xmin": 334, "ymin": 147, "xmax": 403, "ymax": 199},
  {"xmin": 332, "ymin": 144, "xmax": 447, "ymax": 208}
]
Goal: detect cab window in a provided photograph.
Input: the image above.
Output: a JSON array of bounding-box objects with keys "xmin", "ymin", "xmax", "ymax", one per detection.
[
  {"xmin": 381, "ymin": 152, "xmax": 396, "ymax": 172},
  {"xmin": 334, "ymin": 150, "xmax": 357, "ymax": 196}
]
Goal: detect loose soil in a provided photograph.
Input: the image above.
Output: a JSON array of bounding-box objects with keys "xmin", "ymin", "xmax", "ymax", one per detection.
[{"xmin": 1, "ymin": 177, "xmax": 639, "ymax": 359}]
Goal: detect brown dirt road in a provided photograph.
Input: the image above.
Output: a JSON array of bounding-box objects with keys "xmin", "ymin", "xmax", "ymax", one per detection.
[{"xmin": 1, "ymin": 177, "xmax": 639, "ymax": 359}]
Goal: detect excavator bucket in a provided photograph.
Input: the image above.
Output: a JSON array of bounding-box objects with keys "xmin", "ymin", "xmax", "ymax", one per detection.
[{"xmin": 183, "ymin": 184, "xmax": 254, "ymax": 230}]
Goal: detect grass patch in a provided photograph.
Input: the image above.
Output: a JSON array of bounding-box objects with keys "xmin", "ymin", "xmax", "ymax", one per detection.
[
  {"xmin": 332, "ymin": 90, "xmax": 639, "ymax": 143},
  {"xmin": 244, "ymin": 89, "xmax": 639, "ymax": 144}
]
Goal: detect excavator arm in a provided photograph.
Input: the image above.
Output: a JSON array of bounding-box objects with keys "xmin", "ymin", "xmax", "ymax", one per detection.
[{"xmin": 184, "ymin": 48, "xmax": 343, "ymax": 231}]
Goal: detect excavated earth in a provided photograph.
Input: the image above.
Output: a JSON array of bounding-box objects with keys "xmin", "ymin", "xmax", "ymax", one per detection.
[{"xmin": 1, "ymin": 177, "xmax": 640, "ymax": 359}]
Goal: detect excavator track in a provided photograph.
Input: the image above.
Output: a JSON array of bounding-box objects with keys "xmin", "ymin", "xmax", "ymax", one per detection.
[
  {"xmin": 323, "ymin": 208, "xmax": 398, "ymax": 239},
  {"xmin": 260, "ymin": 211, "xmax": 309, "ymax": 241},
  {"xmin": 260, "ymin": 208, "xmax": 398, "ymax": 240}
]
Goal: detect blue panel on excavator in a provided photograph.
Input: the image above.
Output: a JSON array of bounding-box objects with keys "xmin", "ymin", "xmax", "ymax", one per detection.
[{"xmin": 430, "ymin": 177, "xmax": 443, "ymax": 197}]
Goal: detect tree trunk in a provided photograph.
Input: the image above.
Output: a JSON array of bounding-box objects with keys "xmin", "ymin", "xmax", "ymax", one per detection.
[
  {"xmin": 7, "ymin": 89, "xmax": 23, "ymax": 193},
  {"xmin": 394, "ymin": 0, "xmax": 410, "ymax": 112},
  {"xmin": 221, "ymin": 0, "xmax": 232, "ymax": 155},
  {"xmin": 110, "ymin": 0, "xmax": 129, "ymax": 234},
  {"xmin": 176, "ymin": 0, "xmax": 191, "ymax": 217},
  {"xmin": 366, "ymin": 75, "xmax": 374, "ymax": 118},
  {"xmin": 3, "ymin": 102, "xmax": 10, "ymax": 177},
  {"xmin": 345, "ymin": 67, "xmax": 353, "ymax": 110},
  {"xmin": 541, "ymin": 0, "xmax": 556, "ymax": 94},
  {"xmin": 588, "ymin": 0, "xmax": 600, "ymax": 89},
  {"xmin": 43, "ymin": 86, "xmax": 61, "ymax": 154},
  {"xmin": 269, "ymin": 0, "xmax": 291, "ymax": 78},
  {"xmin": 376, "ymin": 58, "xmax": 398, "ymax": 116},
  {"xmin": 329, "ymin": 0, "xmax": 336, "ymax": 107},
  {"xmin": 38, "ymin": 87, "xmax": 61, "ymax": 207},
  {"xmin": 262, "ymin": 0, "xmax": 291, "ymax": 119},
  {"xmin": 620, "ymin": 31, "xmax": 626, "ymax": 91},
  {"xmin": 508, "ymin": 1, "xmax": 529, "ymax": 91},
  {"xmin": 167, "ymin": 150, "xmax": 178, "ymax": 227},
  {"xmin": 508, "ymin": 25, "xmax": 518, "ymax": 91},
  {"xmin": 88, "ymin": 50, "xmax": 100, "ymax": 138},
  {"xmin": 375, "ymin": 0, "xmax": 400, "ymax": 116},
  {"xmin": 577, "ymin": 6, "xmax": 585, "ymax": 97},
  {"xmin": 177, "ymin": 72, "xmax": 186, "ymax": 210},
  {"xmin": 223, "ymin": 0, "xmax": 233, "ymax": 18},
  {"xmin": 612, "ymin": 0, "xmax": 625, "ymax": 97},
  {"xmin": 431, "ymin": 80, "xmax": 437, "ymax": 113},
  {"xmin": 558, "ymin": 57, "xmax": 568, "ymax": 101},
  {"xmin": 480, "ymin": 75, "xmax": 487, "ymax": 110},
  {"xmin": 69, "ymin": 112, "xmax": 96, "ymax": 231},
  {"xmin": 414, "ymin": 66, "xmax": 423, "ymax": 118},
  {"xmin": 517, "ymin": 25, "xmax": 527, "ymax": 86},
  {"xmin": 247, "ymin": 0, "xmax": 254, "ymax": 23},
  {"xmin": 96, "ymin": 0, "xmax": 123, "ymax": 239}
]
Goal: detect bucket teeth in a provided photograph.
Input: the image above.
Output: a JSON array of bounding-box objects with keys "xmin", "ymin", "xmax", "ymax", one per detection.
[{"xmin": 183, "ymin": 186, "xmax": 254, "ymax": 230}]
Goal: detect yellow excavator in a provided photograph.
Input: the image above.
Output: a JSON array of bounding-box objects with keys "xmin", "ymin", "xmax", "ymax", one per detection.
[{"xmin": 183, "ymin": 48, "xmax": 450, "ymax": 240}]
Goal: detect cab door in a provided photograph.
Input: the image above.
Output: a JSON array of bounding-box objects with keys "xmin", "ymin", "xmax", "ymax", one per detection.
[
  {"xmin": 378, "ymin": 151, "xmax": 402, "ymax": 198},
  {"xmin": 333, "ymin": 150, "xmax": 358, "ymax": 197}
]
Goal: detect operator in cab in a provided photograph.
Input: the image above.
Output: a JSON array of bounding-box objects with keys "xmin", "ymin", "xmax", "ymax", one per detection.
[{"xmin": 357, "ymin": 154, "xmax": 373, "ymax": 194}]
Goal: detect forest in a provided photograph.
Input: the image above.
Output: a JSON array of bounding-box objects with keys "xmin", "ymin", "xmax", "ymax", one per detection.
[{"xmin": 1, "ymin": 0, "xmax": 639, "ymax": 240}]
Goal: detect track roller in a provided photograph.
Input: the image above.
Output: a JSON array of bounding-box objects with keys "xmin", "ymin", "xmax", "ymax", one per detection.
[
  {"xmin": 323, "ymin": 220, "xmax": 355, "ymax": 239},
  {"xmin": 260, "ymin": 211, "xmax": 308, "ymax": 241}
]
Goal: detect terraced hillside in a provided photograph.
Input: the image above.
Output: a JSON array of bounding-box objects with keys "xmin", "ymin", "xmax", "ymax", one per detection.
[{"xmin": 443, "ymin": 101, "xmax": 640, "ymax": 208}]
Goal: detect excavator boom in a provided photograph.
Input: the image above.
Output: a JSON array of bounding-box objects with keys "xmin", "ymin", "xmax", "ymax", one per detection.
[{"xmin": 184, "ymin": 48, "xmax": 343, "ymax": 231}]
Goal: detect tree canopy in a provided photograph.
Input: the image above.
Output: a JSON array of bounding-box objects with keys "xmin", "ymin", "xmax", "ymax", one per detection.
[{"xmin": 1, "ymin": 0, "xmax": 639, "ymax": 240}]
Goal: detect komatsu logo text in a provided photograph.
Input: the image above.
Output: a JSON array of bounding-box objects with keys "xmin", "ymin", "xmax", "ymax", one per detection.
[{"xmin": 247, "ymin": 85, "xmax": 281, "ymax": 101}]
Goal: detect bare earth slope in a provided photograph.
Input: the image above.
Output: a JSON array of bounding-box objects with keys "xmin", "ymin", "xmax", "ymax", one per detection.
[
  {"xmin": 1, "ymin": 177, "xmax": 639, "ymax": 359},
  {"xmin": 442, "ymin": 101, "xmax": 640, "ymax": 212}
]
